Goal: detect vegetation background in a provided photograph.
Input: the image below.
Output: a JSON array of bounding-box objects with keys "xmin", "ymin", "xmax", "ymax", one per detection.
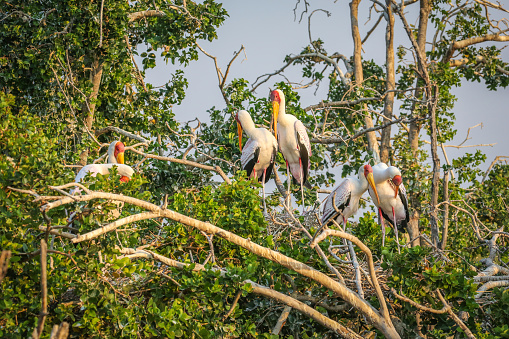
[{"xmin": 1, "ymin": 0, "xmax": 509, "ymax": 338}]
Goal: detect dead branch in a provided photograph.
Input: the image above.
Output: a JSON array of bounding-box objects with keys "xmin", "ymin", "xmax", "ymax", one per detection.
[
  {"xmin": 94, "ymin": 126, "xmax": 149, "ymax": 143},
  {"xmin": 475, "ymin": 280, "xmax": 509, "ymax": 299},
  {"xmin": 223, "ymin": 290, "xmax": 242, "ymax": 321},
  {"xmin": 49, "ymin": 322, "xmax": 69, "ymax": 339},
  {"xmin": 444, "ymin": 30, "xmax": 509, "ymax": 62},
  {"xmin": 120, "ymin": 248, "xmax": 362, "ymax": 338},
  {"xmin": 39, "ymin": 190, "xmax": 399, "ymax": 337},
  {"xmin": 311, "ymin": 229, "xmax": 391, "ymax": 325},
  {"xmin": 391, "ymin": 288, "xmax": 449, "ymax": 314},
  {"xmin": 128, "ymin": 10, "xmax": 166, "ymax": 22},
  {"xmin": 129, "ymin": 148, "xmax": 232, "ymax": 184},
  {"xmin": 71, "ymin": 212, "xmax": 160, "ymax": 243},
  {"xmin": 196, "ymin": 43, "xmax": 245, "ymax": 106},
  {"xmin": 272, "ymin": 306, "xmax": 292, "ymax": 335},
  {"xmin": 482, "ymin": 156, "xmax": 509, "ymax": 183},
  {"xmin": 311, "ymin": 117, "xmax": 419, "ymax": 144},
  {"xmin": 436, "ymin": 290, "xmax": 476, "ymax": 339}
]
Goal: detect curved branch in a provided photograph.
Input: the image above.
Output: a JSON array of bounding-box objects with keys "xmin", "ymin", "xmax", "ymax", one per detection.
[
  {"xmin": 71, "ymin": 212, "xmax": 160, "ymax": 243},
  {"xmin": 128, "ymin": 10, "xmax": 166, "ymax": 22},
  {"xmin": 40, "ymin": 190, "xmax": 399, "ymax": 338},
  {"xmin": 310, "ymin": 229, "xmax": 391, "ymax": 324},
  {"xmin": 129, "ymin": 148, "xmax": 232, "ymax": 184},
  {"xmin": 120, "ymin": 248, "xmax": 363, "ymax": 338},
  {"xmin": 94, "ymin": 126, "xmax": 149, "ymax": 143}
]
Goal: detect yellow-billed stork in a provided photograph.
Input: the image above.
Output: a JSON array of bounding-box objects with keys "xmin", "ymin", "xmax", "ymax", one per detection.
[
  {"xmin": 368, "ymin": 163, "xmax": 409, "ymax": 247},
  {"xmin": 322, "ymin": 164, "xmax": 380, "ymax": 228},
  {"xmin": 70, "ymin": 141, "xmax": 134, "ymax": 221},
  {"xmin": 74, "ymin": 141, "xmax": 134, "ymax": 186},
  {"xmin": 235, "ymin": 110, "xmax": 278, "ymax": 212},
  {"xmin": 271, "ymin": 89, "xmax": 312, "ymax": 212}
]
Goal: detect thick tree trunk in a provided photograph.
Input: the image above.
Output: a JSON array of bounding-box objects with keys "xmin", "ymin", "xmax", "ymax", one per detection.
[
  {"xmin": 79, "ymin": 55, "xmax": 104, "ymax": 166},
  {"xmin": 381, "ymin": 1, "xmax": 395, "ymax": 164},
  {"xmin": 428, "ymin": 86, "xmax": 441, "ymax": 246},
  {"xmin": 350, "ymin": 0, "xmax": 380, "ymax": 162},
  {"xmin": 406, "ymin": 0, "xmax": 431, "ymax": 247}
]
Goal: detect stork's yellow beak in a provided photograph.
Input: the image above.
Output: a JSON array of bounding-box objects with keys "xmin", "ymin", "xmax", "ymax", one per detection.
[
  {"xmin": 272, "ymin": 101, "xmax": 279, "ymax": 141},
  {"xmin": 237, "ymin": 122, "xmax": 243, "ymax": 151},
  {"xmin": 116, "ymin": 152, "xmax": 125, "ymax": 164},
  {"xmin": 394, "ymin": 185, "xmax": 400, "ymax": 199},
  {"xmin": 366, "ymin": 172, "xmax": 380, "ymax": 205}
]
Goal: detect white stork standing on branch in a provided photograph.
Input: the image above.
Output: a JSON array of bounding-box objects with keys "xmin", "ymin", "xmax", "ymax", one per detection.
[
  {"xmin": 322, "ymin": 164, "xmax": 380, "ymax": 229},
  {"xmin": 271, "ymin": 89, "xmax": 312, "ymax": 213},
  {"xmin": 235, "ymin": 110, "xmax": 278, "ymax": 213},
  {"xmin": 368, "ymin": 163, "xmax": 409, "ymax": 249}
]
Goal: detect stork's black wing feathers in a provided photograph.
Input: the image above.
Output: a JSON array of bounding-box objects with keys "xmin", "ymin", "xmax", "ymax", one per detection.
[
  {"xmin": 323, "ymin": 192, "xmax": 351, "ymax": 227},
  {"xmin": 263, "ymin": 145, "xmax": 277, "ymax": 184},
  {"xmin": 398, "ymin": 184, "xmax": 410, "ymax": 233},
  {"xmin": 243, "ymin": 147, "xmax": 260, "ymax": 179}
]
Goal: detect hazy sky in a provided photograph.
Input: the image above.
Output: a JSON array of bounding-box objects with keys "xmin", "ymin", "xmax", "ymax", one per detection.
[{"xmin": 145, "ymin": 1, "xmax": 508, "ymax": 172}]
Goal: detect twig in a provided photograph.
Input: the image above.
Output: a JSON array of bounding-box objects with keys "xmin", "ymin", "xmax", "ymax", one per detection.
[
  {"xmin": 95, "ymin": 126, "xmax": 149, "ymax": 143},
  {"xmin": 129, "ymin": 148, "xmax": 232, "ymax": 184},
  {"xmin": 71, "ymin": 212, "xmax": 160, "ymax": 243},
  {"xmin": 311, "ymin": 229, "xmax": 391, "ymax": 323},
  {"xmin": 391, "ymin": 288, "xmax": 448, "ymax": 314},
  {"xmin": 436, "ymin": 290, "xmax": 476, "ymax": 339},
  {"xmin": 223, "ymin": 290, "xmax": 242, "ymax": 320}
]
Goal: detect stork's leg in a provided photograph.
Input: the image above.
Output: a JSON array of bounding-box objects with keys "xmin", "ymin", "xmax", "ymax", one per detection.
[
  {"xmin": 262, "ymin": 169, "xmax": 267, "ymax": 215},
  {"xmin": 299, "ymin": 158, "xmax": 305, "ymax": 215},
  {"xmin": 393, "ymin": 207, "xmax": 401, "ymax": 254},
  {"xmin": 379, "ymin": 207, "xmax": 386, "ymax": 247},
  {"xmin": 285, "ymin": 160, "xmax": 291, "ymax": 208}
]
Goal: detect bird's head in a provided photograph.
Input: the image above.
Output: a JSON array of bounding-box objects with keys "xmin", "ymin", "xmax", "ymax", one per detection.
[
  {"xmin": 114, "ymin": 141, "xmax": 125, "ymax": 164},
  {"xmin": 391, "ymin": 175, "xmax": 402, "ymax": 199},
  {"xmin": 270, "ymin": 89, "xmax": 284, "ymax": 141},
  {"xmin": 363, "ymin": 164, "xmax": 380, "ymax": 205},
  {"xmin": 118, "ymin": 165, "xmax": 134, "ymax": 183}
]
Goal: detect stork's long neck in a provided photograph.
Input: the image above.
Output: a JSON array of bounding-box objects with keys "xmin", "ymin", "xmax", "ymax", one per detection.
[
  {"xmin": 240, "ymin": 115, "xmax": 257, "ymax": 138},
  {"xmin": 107, "ymin": 143, "xmax": 118, "ymax": 163},
  {"xmin": 278, "ymin": 97, "xmax": 288, "ymax": 123}
]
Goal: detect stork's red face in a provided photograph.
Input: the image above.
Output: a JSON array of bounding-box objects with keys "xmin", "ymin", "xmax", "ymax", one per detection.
[
  {"xmin": 270, "ymin": 90, "xmax": 281, "ymax": 103},
  {"xmin": 271, "ymin": 90, "xmax": 281, "ymax": 141},
  {"xmin": 363, "ymin": 164, "xmax": 380, "ymax": 205},
  {"xmin": 120, "ymin": 175, "xmax": 130, "ymax": 183},
  {"xmin": 392, "ymin": 175, "xmax": 402, "ymax": 198},
  {"xmin": 113, "ymin": 142, "xmax": 125, "ymax": 164}
]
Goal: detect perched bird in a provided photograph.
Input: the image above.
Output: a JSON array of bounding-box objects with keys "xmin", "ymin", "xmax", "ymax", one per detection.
[
  {"xmin": 69, "ymin": 141, "xmax": 134, "ymax": 220},
  {"xmin": 235, "ymin": 110, "xmax": 278, "ymax": 212},
  {"xmin": 271, "ymin": 89, "xmax": 311, "ymax": 211},
  {"xmin": 73, "ymin": 141, "xmax": 134, "ymax": 186},
  {"xmin": 367, "ymin": 163, "xmax": 409, "ymax": 247},
  {"xmin": 322, "ymin": 164, "xmax": 380, "ymax": 229}
]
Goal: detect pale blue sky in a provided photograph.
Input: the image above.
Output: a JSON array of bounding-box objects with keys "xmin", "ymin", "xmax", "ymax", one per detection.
[{"xmin": 144, "ymin": 1, "xmax": 508, "ymax": 171}]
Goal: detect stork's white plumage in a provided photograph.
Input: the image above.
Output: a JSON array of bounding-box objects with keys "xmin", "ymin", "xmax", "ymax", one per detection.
[
  {"xmin": 367, "ymin": 163, "xmax": 409, "ymax": 247},
  {"xmin": 322, "ymin": 164, "xmax": 379, "ymax": 228},
  {"xmin": 236, "ymin": 110, "xmax": 277, "ymax": 212},
  {"xmin": 271, "ymin": 89, "xmax": 311, "ymax": 211},
  {"xmin": 70, "ymin": 141, "xmax": 134, "ymax": 220},
  {"xmin": 73, "ymin": 141, "xmax": 133, "ymax": 187}
]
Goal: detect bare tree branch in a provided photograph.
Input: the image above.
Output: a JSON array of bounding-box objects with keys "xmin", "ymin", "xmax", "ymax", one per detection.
[{"xmin": 38, "ymin": 190, "xmax": 400, "ymax": 337}]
